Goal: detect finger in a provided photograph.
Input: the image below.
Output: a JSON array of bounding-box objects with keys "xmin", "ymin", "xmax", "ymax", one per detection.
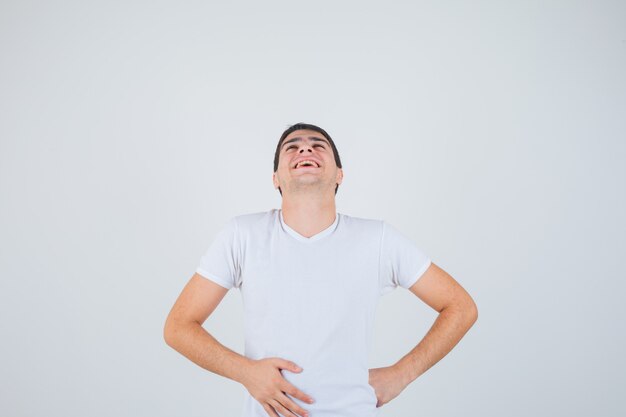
[
  {"xmin": 280, "ymin": 381, "xmax": 315, "ymax": 405},
  {"xmin": 269, "ymin": 398, "xmax": 299, "ymax": 417},
  {"xmin": 275, "ymin": 358, "xmax": 302, "ymax": 373},
  {"xmin": 278, "ymin": 392, "xmax": 310, "ymax": 417},
  {"xmin": 262, "ymin": 403, "xmax": 280, "ymax": 417}
]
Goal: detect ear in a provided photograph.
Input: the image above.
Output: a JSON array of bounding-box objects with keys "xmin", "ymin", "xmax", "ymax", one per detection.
[
  {"xmin": 335, "ymin": 168, "xmax": 344, "ymax": 186},
  {"xmin": 272, "ymin": 172, "xmax": 279, "ymax": 189}
]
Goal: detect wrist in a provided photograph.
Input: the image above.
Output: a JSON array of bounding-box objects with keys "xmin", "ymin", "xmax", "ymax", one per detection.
[
  {"xmin": 232, "ymin": 356, "xmax": 255, "ymax": 385},
  {"xmin": 393, "ymin": 358, "xmax": 417, "ymax": 387}
]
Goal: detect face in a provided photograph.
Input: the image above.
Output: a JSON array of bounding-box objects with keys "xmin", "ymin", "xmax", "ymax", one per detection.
[{"xmin": 272, "ymin": 129, "xmax": 343, "ymax": 195}]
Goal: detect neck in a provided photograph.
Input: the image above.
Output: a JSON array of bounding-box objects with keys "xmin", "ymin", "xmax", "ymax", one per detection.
[{"xmin": 280, "ymin": 192, "xmax": 337, "ymax": 238}]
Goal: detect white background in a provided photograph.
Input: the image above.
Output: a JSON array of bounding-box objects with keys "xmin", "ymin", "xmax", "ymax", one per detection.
[{"xmin": 1, "ymin": 1, "xmax": 624, "ymax": 416}]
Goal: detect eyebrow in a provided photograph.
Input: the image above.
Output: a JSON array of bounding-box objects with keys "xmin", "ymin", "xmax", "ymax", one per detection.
[{"xmin": 281, "ymin": 136, "xmax": 330, "ymax": 150}]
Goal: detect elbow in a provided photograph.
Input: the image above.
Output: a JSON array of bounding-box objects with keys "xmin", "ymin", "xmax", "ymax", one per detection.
[
  {"xmin": 163, "ymin": 315, "xmax": 199, "ymax": 347},
  {"xmin": 444, "ymin": 297, "xmax": 478, "ymax": 324},
  {"xmin": 468, "ymin": 301, "xmax": 478, "ymax": 324},
  {"xmin": 464, "ymin": 297, "xmax": 478, "ymax": 324},
  {"xmin": 163, "ymin": 322, "xmax": 173, "ymax": 346},
  {"xmin": 163, "ymin": 316, "xmax": 179, "ymax": 347}
]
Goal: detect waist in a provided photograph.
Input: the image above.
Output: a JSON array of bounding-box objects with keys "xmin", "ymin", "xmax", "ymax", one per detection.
[
  {"xmin": 242, "ymin": 381, "xmax": 377, "ymax": 417},
  {"xmin": 281, "ymin": 367, "xmax": 377, "ymax": 415}
]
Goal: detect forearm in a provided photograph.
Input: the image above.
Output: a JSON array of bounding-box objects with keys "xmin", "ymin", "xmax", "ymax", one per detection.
[
  {"xmin": 164, "ymin": 320, "xmax": 252, "ymax": 385},
  {"xmin": 393, "ymin": 304, "xmax": 477, "ymax": 386}
]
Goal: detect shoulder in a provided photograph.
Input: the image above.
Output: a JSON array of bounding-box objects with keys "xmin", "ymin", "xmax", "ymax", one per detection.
[
  {"xmin": 231, "ymin": 209, "xmax": 279, "ymax": 232},
  {"xmin": 339, "ymin": 212, "xmax": 384, "ymax": 235}
]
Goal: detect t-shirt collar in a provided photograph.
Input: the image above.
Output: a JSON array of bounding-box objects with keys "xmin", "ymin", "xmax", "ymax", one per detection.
[{"xmin": 278, "ymin": 209, "xmax": 339, "ymax": 243}]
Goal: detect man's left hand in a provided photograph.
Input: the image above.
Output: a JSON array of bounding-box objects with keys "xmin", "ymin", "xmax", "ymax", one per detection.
[{"xmin": 367, "ymin": 366, "xmax": 408, "ymax": 408}]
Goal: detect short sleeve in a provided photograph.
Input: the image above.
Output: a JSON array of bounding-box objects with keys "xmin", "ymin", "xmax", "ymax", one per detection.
[
  {"xmin": 378, "ymin": 221, "xmax": 432, "ymax": 295},
  {"xmin": 195, "ymin": 217, "xmax": 242, "ymax": 290}
]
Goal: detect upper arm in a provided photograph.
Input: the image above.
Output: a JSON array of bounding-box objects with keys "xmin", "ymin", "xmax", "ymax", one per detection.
[
  {"xmin": 165, "ymin": 272, "xmax": 229, "ymax": 330},
  {"xmin": 408, "ymin": 262, "xmax": 478, "ymax": 315}
]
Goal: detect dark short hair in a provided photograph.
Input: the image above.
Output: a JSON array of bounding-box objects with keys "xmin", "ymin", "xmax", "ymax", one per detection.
[{"xmin": 273, "ymin": 122, "xmax": 343, "ymax": 196}]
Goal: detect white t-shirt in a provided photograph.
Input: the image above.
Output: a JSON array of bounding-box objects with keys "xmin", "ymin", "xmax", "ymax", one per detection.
[{"xmin": 196, "ymin": 208, "xmax": 431, "ymax": 417}]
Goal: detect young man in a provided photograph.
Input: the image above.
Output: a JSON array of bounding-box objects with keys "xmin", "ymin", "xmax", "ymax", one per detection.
[{"xmin": 163, "ymin": 122, "xmax": 478, "ymax": 417}]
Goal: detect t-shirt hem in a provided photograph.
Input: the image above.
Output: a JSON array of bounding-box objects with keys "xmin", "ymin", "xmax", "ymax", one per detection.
[
  {"xmin": 195, "ymin": 267, "xmax": 234, "ymax": 290},
  {"xmin": 404, "ymin": 258, "xmax": 432, "ymax": 289}
]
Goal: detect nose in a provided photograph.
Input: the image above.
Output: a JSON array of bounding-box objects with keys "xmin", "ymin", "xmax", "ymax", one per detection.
[{"xmin": 298, "ymin": 143, "xmax": 314, "ymax": 153}]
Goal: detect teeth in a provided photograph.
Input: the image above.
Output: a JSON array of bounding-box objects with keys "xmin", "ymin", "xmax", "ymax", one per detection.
[{"xmin": 295, "ymin": 160, "xmax": 318, "ymax": 168}]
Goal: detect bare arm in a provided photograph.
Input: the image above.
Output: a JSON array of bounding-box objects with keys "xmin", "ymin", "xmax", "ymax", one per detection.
[
  {"xmin": 163, "ymin": 273, "xmax": 314, "ymax": 417},
  {"xmin": 394, "ymin": 262, "xmax": 478, "ymax": 385},
  {"xmin": 368, "ymin": 262, "xmax": 478, "ymax": 408},
  {"xmin": 163, "ymin": 273, "xmax": 251, "ymax": 384}
]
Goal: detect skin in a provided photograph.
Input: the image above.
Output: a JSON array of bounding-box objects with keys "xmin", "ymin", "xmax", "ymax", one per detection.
[
  {"xmin": 368, "ymin": 263, "xmax": 478, "ymax": 407},
  {"xmin": 272, "ymin": 129, "xmax": 344, "ymax": 239},
  {"xmin": 163, "ymin": 129, "xmax": 478, "ymax": 416}
]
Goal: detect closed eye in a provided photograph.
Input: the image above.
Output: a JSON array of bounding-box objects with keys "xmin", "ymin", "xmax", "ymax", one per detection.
[{"xmin": 286, "ymin": 144, "xmax": 325, "ymax": 151}]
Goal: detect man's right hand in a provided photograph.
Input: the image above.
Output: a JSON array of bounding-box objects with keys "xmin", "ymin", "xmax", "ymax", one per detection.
[{"xmin": 241, "ymin": 357, "xmax": 315, "ymax": 417}]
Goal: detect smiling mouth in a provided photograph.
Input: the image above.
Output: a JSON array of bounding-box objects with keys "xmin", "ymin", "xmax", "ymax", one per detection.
[{"xmin": 293, "ymin": 161, "xmax": 321, "ymax": 169}]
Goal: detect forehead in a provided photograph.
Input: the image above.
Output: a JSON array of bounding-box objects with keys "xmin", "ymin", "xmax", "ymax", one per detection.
[
  {"xmin": 284, "ymin": 129, "xmax": 326, "ymax": 141},
  {"xmin": 282, "ymin": 129, "xmax": 331, "ymax": 148}
]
